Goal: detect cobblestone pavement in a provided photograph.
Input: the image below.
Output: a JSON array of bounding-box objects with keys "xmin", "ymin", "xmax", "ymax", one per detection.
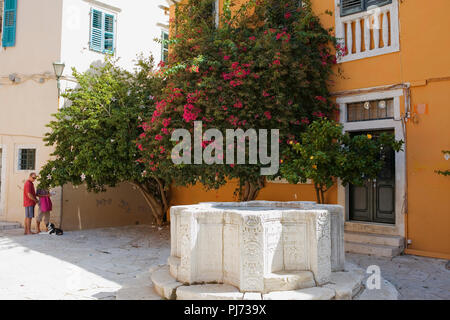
[
  {"xmin": 346, "ymin": 253, "xmax": 450, "ymax": 300},
  {"xmin": 0, "ymin": 225, "xmax": 448, "ymax": 299}
]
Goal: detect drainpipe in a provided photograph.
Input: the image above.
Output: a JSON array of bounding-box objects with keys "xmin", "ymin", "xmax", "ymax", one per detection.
[{"xmin": 402, "ymin": 83, "xmax": 411, "ymax": 250}]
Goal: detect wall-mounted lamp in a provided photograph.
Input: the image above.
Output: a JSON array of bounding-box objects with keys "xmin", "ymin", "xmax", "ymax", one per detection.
[{"xmin": 52, "ymin": 61, "xmax": 65, "ymax": 98}]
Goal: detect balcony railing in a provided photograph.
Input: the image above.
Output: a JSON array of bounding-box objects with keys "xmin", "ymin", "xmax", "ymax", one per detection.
[{"xmin": 335, "ymin": 0, "xmax": 400, "ymax": 63}]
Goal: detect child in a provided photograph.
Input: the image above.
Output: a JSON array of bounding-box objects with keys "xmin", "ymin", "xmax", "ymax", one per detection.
[{"xmin": 36, "ymin": 189, "xmax": 53, "ymax": 233}]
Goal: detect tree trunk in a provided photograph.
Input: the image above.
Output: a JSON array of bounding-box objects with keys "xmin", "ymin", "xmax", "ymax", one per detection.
[
  {"xmin": 314, "ymin": 184, "xmax": 322, "ymax": 204},
  {"xmin": 130, "ymin": 181, "xmax": 169, "ymax": 226},
  {"xmin": 240, "ymin": 177, "xmax": 266, "ymax": 201}
]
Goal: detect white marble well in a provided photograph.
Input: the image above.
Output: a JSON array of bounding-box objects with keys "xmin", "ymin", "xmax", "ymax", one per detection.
[{"xmin": 167, "ymin": 201, "xmax": 345, "ymax": 293}]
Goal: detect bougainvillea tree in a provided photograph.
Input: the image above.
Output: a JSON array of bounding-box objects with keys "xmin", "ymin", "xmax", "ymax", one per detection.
[
  {"xmin": 38, "ymin": 57, "xmax": 170, "ymax": 225},
  {"xmin": 138, "ymin": 0, "xmax": 340, "ymax": 200}
]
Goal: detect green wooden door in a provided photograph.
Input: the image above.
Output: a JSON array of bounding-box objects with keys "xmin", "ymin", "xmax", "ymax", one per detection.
[{"xmin": 349, "ymin": 130, "xmax": 396, "ymax": 224}]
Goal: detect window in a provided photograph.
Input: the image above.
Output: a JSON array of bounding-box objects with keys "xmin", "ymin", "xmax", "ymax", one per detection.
[
  {"xmin": 90, "ymin": 8, "xmax": 115, "ymax": 54},
  {"xmin": 161, "ymin": 30, "xmax": 169, "ymax": 64},
  {"xmin": 341, "ymin": 0, "xmax": 392, "ymax": 17},
  {"xmin": 18, "ymin": 149, "xmax": 35, "ymax": 171},
  {"xmin": 347, "ymin": 98, "xmax": 394, "ymax": 122},
  {"xmin": 1, "ymin": 0, "xmax": 17, "ymax": 47}
]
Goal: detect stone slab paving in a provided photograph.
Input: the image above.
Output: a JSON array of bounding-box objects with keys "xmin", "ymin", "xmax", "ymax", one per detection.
[
  {"xmin": 346, "ymin": 253, "xmax": 450, "ymax": 300},
  {"xmin": 0, "ymin": 225, "xmax": 448, "ymax": 300},
  {"xmin": 0, "ymin": 225, "xmax": 170, "ymax": 300}
]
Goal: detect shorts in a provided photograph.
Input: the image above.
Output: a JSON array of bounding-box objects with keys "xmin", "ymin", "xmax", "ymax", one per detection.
[
  {"xmin": 37, "ymin": 211, "xmax": 50, "ymax": 224},
  {"xmin": 25, "ymin": 206, "xmax": 35, "ymax": 218}
]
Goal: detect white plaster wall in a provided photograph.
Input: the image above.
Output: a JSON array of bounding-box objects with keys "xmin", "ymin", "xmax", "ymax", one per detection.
[
  {"xmin": 60, "ymin": 0, "xmax": 167, "ymax": 76},
  {"xmin": 0, "ymin": 0, "xmax": 63, "ymax": 223},
  {"xmin": 0, "ymin": 0, "xmax": 63, "ymax": 74}
]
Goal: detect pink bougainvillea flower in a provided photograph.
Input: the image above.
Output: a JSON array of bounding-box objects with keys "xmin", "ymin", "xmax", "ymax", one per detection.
[
  {"xmin": 315, "ymin": 96, "xmax": 327, "ymax": 103},
  {"xmin": 223, "ymin": 55, "xmax": 231, "ymax": 60},
  {"xmin": 162, "ymin": 118, "xmax": 171, "ymax": 127},
  {"xmin": 154, "ymin": 135, "xmax": 163, "ymax": 141},
  {"xmin": 137, "ymin": 144, "xmax": 143, "ymax": 151},
  {"xmin": 231, "ymin": 62, "xmax": 239, "ymax": 69},
  {"xmin": 312, "ymin": 111, "xmax": 325, "ymax": 118},
  {"xmin": 272, "ymin": 59, "xmax": 281, "ymax": 66},
  {"xmin": 222, "ymin": 73, "xmax": 232, "ymax": 80},
  {"xmin": 263, "ymin": 90, "xmax": 270, "ymax": 97},
  {"xmin": 284, "ymin": 12, "xmax": 292, "ymax": 19},
  {"xmin": 233, "ymin": 100, "xmax": 243, "ymax": 109},
  {"xmin": 264, "ymin": 111, "xmax": 272, "ymax": 120},
  {"xmin": 249, "ymin": 36, "xmax": 256, "ymax": 41}
]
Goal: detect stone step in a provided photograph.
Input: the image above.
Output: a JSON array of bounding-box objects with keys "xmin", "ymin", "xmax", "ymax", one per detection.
[
  {"xmin": 345, "ymin": 241, "xmax": 402, "ymax": 258},
  {"xmin": 263, "ymin": 271, "xmax": 315, "ymax": 293},
  {"xmin": 0, "ymin": 222, "xmax": 21, "ymax": 230},
  {"xmin": 344, "ymin": 231, "xmax": 404, "ymax": 247}
]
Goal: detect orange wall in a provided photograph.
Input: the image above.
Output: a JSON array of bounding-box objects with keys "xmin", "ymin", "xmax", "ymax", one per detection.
[
  {"xmin": 314, "ymin": 0, "xmax": 450, "ymax": 258},
  {"xmin": 170, "ymin": 181, "xmax": 336, "ymax": 206},
  {"xmin": 168, "ymin": 0, "xmax": 450, "ymax": 258}
]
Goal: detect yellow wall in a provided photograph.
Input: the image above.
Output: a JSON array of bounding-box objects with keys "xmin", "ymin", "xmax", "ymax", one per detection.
[
  {"xmin": 167, "ymin": 0, "xmax": 450, "ymax": 259},
  {"xmin": 61, "ymin": 183, "xmax": 155, "ymax": 231}
]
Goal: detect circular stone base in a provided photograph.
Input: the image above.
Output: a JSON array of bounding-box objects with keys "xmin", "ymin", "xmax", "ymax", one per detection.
[{"xmin": 150, "ymin": 262, "xmax": 397, "ymax": 300}]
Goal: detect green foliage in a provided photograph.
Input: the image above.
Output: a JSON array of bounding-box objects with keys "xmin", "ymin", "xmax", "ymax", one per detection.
[
  {"xmin": 38, "ymin": 57, "xmax": 169, "ymax": 224},
  {"xmin": 139, "ymin": 0, "xmax": 339, "ymax": 200},
  {"xmin": 280, "ymin": 118, "xmax": 404, "ymax": 203}
]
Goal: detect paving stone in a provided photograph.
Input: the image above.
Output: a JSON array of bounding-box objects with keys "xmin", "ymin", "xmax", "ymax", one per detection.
[
  {"xmin": 151, "ymin": 265, "xmax": 183, "ymax": 300},
  {"xmin": 176, "ymin": 284, "xmax": 244, "ymax": 300},
  {"xmin": 116, "ymin": 285, "xmax": 162, "ymax": 300},
  {"xmin": 263, "ymin": 287, "xmax": 335, "ymax": 300},
  {"xmin": 356, "ymin": 278, "xmax": 398, "ymax": 300},
  {"xmin": 243, "ymin": 292, "xmax": 262, "ymax": 300},
  {"xmin": 324, "ymin": 269, "xmax": 364, "ymax": 300}
]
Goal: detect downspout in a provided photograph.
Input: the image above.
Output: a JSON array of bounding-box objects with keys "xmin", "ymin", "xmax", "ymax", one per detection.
[{"xmin": 402, "ymin": 83, "xmax": 411, "ymax": 250}]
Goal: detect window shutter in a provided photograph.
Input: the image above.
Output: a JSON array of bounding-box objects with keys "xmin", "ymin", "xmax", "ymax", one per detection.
[
  {"xmin": 340, "ymin": 0, "xmax": 364, "ymax": 16},
  {"xmin": 90, "ymin": 8, "xmax": 103, "ymax": 52},
  {"xmin": 103, "ymin": 13, "xmax": 114, "ymax": 53},
  {"xmin": 365, "ymin": 0, "xmax": 392, "ymax": 9},
  {"xmin": 2, "ymin": 0, "xmax": 17, "ymax": 47}
]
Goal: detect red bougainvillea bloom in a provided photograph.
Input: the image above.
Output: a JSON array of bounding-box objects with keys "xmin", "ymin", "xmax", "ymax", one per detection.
[
  {"xmin": 312, "ymin": 111, "xmax": 326, "ymax": 118},
  {"xmin": 249, "ymin": 36, "xmax": 256, "ymax": 41},
  {"xmin": 231, "ymin": 62, "xmax": 239, "ymax": 69},
  {"xmin": 162, "ymin": 118, "xmax": 171, "ymax": 127},
  {"xmin": 183, "ymin": 103, "xmax": 200, "ymax": 122},
  {"xmin": 273, "ymin": 60, "xmax": 281, "ymax": 66},
  {"xmin": 222, "ymin": 73, "xmax": 232, "ymax": 80},
  {"xmin": 284, "ymin": 12, "xmax": 292, "ymax": 19},
  {"xmin": 264, "ymin": 111, "xmax": 272, "ymax": 120},
  {"xmin": 155, "ymin": 135, "xmax": 163, "ymax": 141},
  {"xmin": 137, "ymin": 144, "xmax": 143, "ymax": 151},
  {"xmin": 233, "ymin": 100, "xmax": 243, "ymax": 109},
  {"xmin": 223, "ymin": 55, "xmax": 231, "ymax": 60},
  {"xmin": 263, "ymin": 90, "xmax": 270, "ymax": 97},
  {"xmin": 315, "ymin": 96, "xmax": 327, "ymax": 103}
]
